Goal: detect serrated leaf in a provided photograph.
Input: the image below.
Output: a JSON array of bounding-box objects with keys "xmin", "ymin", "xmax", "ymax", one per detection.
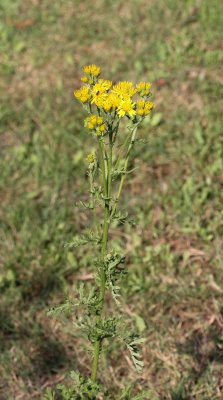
[
  {"xmin": 77, "ymin": 200, "xmax": 94, "ymax": 209},
  {"xmin": 47, "ymin": 300, "xmax": 74, "ymax": 318},
  {"xmin": 64, "ymin": 230, "xmax": 101, "ymax": 248},
  {"xmin": 130, "ymin": 337, "xmax": 146, "ymax": 345},
  {"xmin": 64, "ymin": 236, "xmax": 88, "ymax": 248}
]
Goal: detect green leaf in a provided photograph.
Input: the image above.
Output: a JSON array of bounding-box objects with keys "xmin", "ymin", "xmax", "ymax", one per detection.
[
  {"xmin": 47, "ymin": 300, "xmax": 74, "ymax": 318},
  {"xmin": 64, "ymin": 230, "xmax": 101, "ymax": 248},
  {"xmin": 76, "ymin": 200, "xmax": 94, "ymax": 209}
]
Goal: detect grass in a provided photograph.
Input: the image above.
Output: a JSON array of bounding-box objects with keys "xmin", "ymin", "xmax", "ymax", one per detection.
[{"xmin": 1, "ymin": 0, "xmax": 223, "ymax": 398}]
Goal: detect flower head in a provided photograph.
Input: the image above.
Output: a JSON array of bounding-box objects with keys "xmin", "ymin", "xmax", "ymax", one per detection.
[
  {"xmin": 92, "ymin": 79, "xmax": 112, "ymax": 94},
  {"xmin": 86, "ymin": 152, "xmax": 96, "ymax": 164},
  {"xmin": 92, "ymin": 93, "xmax": 107, "ymax": 107},
  {"xmin": 80, "ymin": 76, "xmax": 89, "ymax": 83},
  {"xmin": 91, "ymin": 79, "xmax": 113, "ymax": 107},
  {"xmin": 83, "ymin": 64, "xmax": 101, "ymax": 77},
  {"xmin": 136, "ymin": 99, "xmax": 154, "ymax": 116},
  {"xmin": 117, "ymin": 97, "xmax": 136, "ymax": 118},
  {"xmin": 74, "ymin": 86, "xmax": 91, "ymax": 103},
  {"xmin": 136, "ymin": 82, "xmax": 152, "ymax": 97},
  {"xmin": 112, "ymin": 81, "xmax": 137, "ymax": 98}
]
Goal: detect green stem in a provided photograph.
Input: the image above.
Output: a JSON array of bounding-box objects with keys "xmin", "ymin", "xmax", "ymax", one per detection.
[
  {"xmin": 110, "ymin": 125, "xmax": 138, "ymax": 221},
  {"xmin": 91, "ymin": 126, "xmax": 138, "ymax": 381},
  {"xmin": 107, "ymin": 134, "xmax": 113, "ymax": 195},
  {"xmin": 98, "ymin": 139, "xmax": 107, "ymax": 195},
  {"xmin": 89, "ymin": 170, "xmax": 98, "ymax": 231},
  {"xmin": 91, "ymin": 340, "xmax": 101, "ymax": 382},
  {"xmin": 114, "ymin": 129, "xmax": 131, "ymax": 171},
  {"xmin": 91, "ymin": 136, "xmax": 112, "ymax": 382},
  {"xmin": 91, "ymin": 124, "xmax": 138, "ymax": 381}
]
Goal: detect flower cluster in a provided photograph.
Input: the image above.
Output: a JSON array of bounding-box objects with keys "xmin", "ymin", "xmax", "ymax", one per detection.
[
  {"xmin": 136, "ymin": 100, "xmax": 154, "ymax": 116},
  {"xmin": 81, "ymin": 64, "xmax": 101, "ymax": 84},
  {"xmin": 74, "ymin": 64, "xmax": 154, "ymax": 134},
  {"xmin": 84, "ymin": 114, "xmax": 106, "ymax": 136},
  {"xmin": 74, "ymin": 86, "xmax": 91, "ymax": 103},
  {"xmin": 136, "ymin": 82, "xmax": 151, "ymax": 96}
]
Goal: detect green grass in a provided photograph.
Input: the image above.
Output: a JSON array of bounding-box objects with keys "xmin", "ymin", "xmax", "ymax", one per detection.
[{"xmin": 1, "ymin": 0, "xmax": 223, "ymax": 398}]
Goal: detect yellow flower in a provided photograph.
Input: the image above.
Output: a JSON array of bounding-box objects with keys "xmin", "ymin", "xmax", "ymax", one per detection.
[
  {"xmin": 136, "ymin": 108, "xmax": 145, "ymax": 116},
  {"xmin": 92, "ymin": 93, "xmax": 107, "ymax": 107},
  {"xmin": 136, "ymin": 99, "xmax": 145, "ymax": 109},
  {"xmin": 84, "ymin": 115, "xmax": 106, "ymax": 136},
  {"xmin": 83, "ymin": 64, "xmax": 101, "ymax": 77},
  {"xmin": 96, "ymin": 124, "xmax": 106, "ymax": 136},
  {"xmin": 86, "ymin": 152, "xmax": 96, "ymax": 164},
  {"xmin": 81, "ymin": 76, "xmax": 95, "ymax": 85},
  {"xmin": 81, "ymin": 76, "xmax": 89, "ymax": 83},
  {"xmin": 117, "ymin": 98, "xmax": 136, "ymax": 118},
  {"xmin": 92, "ymin": 79, "xmax": 112, "ymax": 94},
  {"xmin": 136, "ymin": 82, "xmax": 152, "ymax": 96},
  {"xmin": 85, "ymin": 115, "xmax": 97, "ymax": 129},
  {"xmin": 144, "ymin": 101, "xmax": 154, "ymax": 114},
  {"xmin": 74, "ymin": 86, "xmax": 91, "ymax": 103},
  {"xmin": 112, "ymin": 81, "xmax": 137, "ymax": 98},
  {"xmin": 91, "ymin": 79, "xmax": 112, "ymax": 107},
  {"xmin": 102, "ymin": 93, "xmax": 121, "ymax": 111},
  {"xmin": 136, "ymin": 99, "xmax": 154, "ymax": 116},
  {"xmin": 96, "ymin": 116, "xmax": 103, "ymax": 125}
]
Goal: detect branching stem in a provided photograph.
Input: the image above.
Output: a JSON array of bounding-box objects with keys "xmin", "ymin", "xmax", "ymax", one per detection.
[{"xmin": 91, "ymin": 125, "xmax": 138, "ymax": 382}]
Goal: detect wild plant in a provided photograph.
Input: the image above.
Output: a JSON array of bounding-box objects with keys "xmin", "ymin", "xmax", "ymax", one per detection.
[{"xmin": 46, "ymin": 65, "xmax": 154, "ymax": 399}]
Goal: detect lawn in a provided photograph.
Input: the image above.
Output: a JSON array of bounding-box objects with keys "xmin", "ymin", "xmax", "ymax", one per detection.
[{"xmin": 1, "ymin": 0, "xmax": 223, "ymax": 399}]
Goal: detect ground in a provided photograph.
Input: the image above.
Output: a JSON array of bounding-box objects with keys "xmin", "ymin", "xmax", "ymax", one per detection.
[{"xmin": 0, "ymin": 0, "xmax": 223, "ymax": 399}]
